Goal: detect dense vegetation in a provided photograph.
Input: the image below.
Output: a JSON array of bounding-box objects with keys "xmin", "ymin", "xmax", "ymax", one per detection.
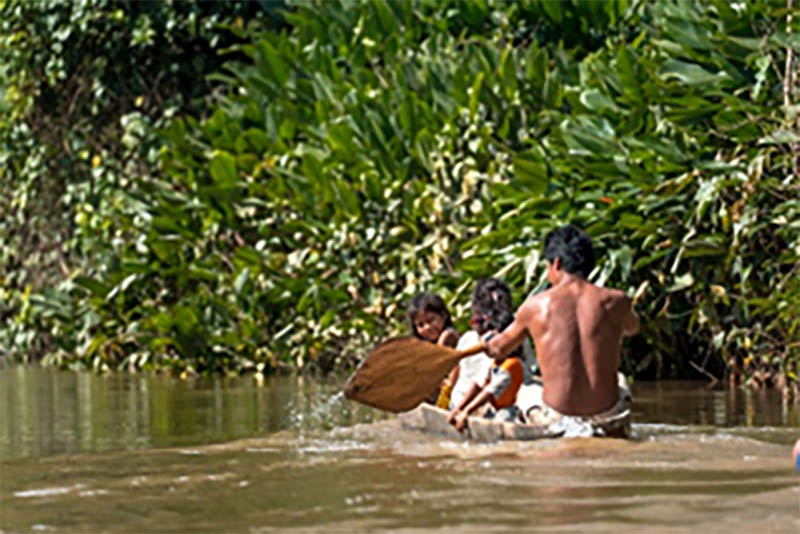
[{"xmin": 2, "ymin": 0, "xmax": 798, "ymax": 396}]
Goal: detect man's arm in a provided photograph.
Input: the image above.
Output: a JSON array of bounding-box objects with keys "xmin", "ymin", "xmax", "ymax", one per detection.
[
  {"xmin": 484, "ymin": 302, "xmax": 532, "ymax": 359},
  {"xmin": 621, "ymin": 296, "xmax": 640, "ymax": 336}
]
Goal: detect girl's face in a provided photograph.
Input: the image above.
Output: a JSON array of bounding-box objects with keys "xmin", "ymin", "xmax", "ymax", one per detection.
[{"xmin": 413, "ymin": 310, "xmax": 445, "ymax": 342}]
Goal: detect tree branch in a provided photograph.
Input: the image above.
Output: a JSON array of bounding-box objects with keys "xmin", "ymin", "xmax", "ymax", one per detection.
[
  {"xmin": 785, "ymin": 0, "xmax": 794, "ymax": 110},
  {"xmin": 785, "ymin": 0, "xmax": 800, "ymax": 176}
]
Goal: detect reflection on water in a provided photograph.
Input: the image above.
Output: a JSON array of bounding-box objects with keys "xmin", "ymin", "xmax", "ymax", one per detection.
[
  {"xmin": 1, "ymin": 366, "xmax": 799, "ymax": 533},
  {"xmin": 1, "ymin": 366, "xmax": 388, "ymax": 460},
  {"xmin": 632, "ymin": 380, "xmax": 796, "ymax": 429}
]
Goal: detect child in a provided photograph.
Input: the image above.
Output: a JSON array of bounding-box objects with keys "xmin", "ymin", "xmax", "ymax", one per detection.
[
  {"xmin": 448, "ymin": 278, "xmax": 537, "ymax": 412},
  {"xmin": 407, "ymin": 292, "xmax": 460, "ymax": 406},
  {"xmin": 447, "ymin": 323, "xmax": 529, "ymax": 431}
]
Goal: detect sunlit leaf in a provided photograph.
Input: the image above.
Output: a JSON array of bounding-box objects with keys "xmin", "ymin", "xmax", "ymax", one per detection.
[{"xmin": 210, "ymin": 152, "xmax": 238, "ymax": 183}]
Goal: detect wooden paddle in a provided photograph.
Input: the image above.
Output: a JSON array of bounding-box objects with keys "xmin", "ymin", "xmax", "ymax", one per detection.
[{"xmin": 343, "ymin": 336, "xmax": 486, "ymax": 413}]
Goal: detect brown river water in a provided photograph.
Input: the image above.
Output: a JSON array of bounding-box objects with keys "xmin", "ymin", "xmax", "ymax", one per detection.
[{"xmin": 1, "ymin": 366, "xmax": 798, "ymax": 533}]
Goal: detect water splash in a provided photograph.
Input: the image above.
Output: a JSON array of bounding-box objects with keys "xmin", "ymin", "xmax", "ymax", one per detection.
[{"xmin": 287, "ymin": 387, "xmax": 384, "ymax": 435}]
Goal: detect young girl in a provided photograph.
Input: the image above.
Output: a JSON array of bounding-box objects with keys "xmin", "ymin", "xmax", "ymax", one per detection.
[
  {"xmin": 407, "ymin": 292, "xmax": 460, "ymax": 406},
  {"xmin": 448, "ymin": 278, "xmax": 538, "ymax": 414}
]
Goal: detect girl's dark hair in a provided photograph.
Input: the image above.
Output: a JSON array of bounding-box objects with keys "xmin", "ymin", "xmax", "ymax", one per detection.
[
  {"xmin": 471, "ymin": 278, "xmax": 513, "ymax": 334},
  {"xmin": 543, "ymin": 224, "xmax": 595, "ymax": 278},
  {"xmin": 407, "ymin": 292, "xmax": 453, "ymax": 339},
  {"xmin": 471, "ymin": 277, "xmax": 523, "ymax": 358}
]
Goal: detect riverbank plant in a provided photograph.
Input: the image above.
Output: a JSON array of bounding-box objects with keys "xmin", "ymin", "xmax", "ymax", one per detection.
[{"xmin": 2, "ymin": 0, "xmax": 798, "ymax": 397}]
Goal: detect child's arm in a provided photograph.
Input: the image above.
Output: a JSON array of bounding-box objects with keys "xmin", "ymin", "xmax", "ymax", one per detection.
[
  {"xmin": 447, "ymin": 380, "xmax": 478, "ymax": 423},
  {"xmin": 435, "ymin": 364, "xmax": 459, "ymax": 409},
  {"xmin": 437, "ymin": 327, "xmax": 459, "ymax": 348},
  {"xmin": 447, "ymin": 376, "xmax": 489, "ymax": 431},
  {"xmin": 445, "ymin": 364, "xmax": 459, "ymax": 388},
  {"xmin": 450, "ymin": 387, "xmax": 493, "ymax": 431}
]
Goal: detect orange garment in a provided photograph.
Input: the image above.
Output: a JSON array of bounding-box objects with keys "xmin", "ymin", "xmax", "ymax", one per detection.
[{"xmin": 484, "ymin": 357, "xmax": 524, "ymax": 409}]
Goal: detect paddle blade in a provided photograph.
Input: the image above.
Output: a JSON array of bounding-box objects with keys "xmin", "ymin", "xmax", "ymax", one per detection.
[{"xmin": 343, "ymin": 336, "xmax": 462, "ymax": 413}]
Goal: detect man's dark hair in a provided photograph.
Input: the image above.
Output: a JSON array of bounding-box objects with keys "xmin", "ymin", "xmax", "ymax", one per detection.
[
  {"xmin": 544, "ymin": 224, "xmax": 595, "ymax": 278},
  {"xmin": 407, "ymin": 292, "xmax": 453, "ymax": 339},
  {"xmin": 471, "ymin": 278, "xmax": 513, "ymax": 334}
]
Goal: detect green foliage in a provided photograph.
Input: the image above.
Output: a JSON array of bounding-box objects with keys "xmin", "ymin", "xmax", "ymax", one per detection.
[
  {"xmin": 2, "ymin": 0, "xmax": 798, "ymax": 393},
  {"xmin": 0, "ymin": 0, "xmax": 280, "ymax": 366}
]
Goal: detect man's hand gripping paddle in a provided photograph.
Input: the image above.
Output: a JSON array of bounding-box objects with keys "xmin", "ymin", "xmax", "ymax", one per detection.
[{"xmin": 343, "ymin": 337, "xmax": 486, "ymax": 413}]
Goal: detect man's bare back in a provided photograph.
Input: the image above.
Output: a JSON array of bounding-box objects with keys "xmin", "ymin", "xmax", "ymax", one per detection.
[{"xmin": 484, "ymin": 225, "xmax": 639, "ymax": 416}]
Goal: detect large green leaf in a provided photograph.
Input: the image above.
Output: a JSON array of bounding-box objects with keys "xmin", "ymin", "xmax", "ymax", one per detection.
[
  {"xmin": 257, "ymin": 39, "xmax": 289, "ymax": 86},
  {"xmin": 209, "ymin": 152, "xmax": 238, "ymax": 183},
  {"xmin": 513, "ymin": 150, "xmax": 549, "ymax": 195},
  {"xmin": 660, "ymin": 59, "xmax": 731, "ymax": 87}
]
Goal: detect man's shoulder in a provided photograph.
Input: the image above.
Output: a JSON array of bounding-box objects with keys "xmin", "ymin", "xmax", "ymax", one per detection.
[
  {"xmin": 589, "ymin": 285, "xmax": 632, "ymax": 316},
  {"xmin": 597, "ymin": 285, "xmax": 628, "ymax": 299},
  {"xmin": 582, "ymin": 282, "xmax": 627, "ymax": 301},
  {"xmin": 519, "ymin": 291, "xmax": 549, "ymax": 318},
  {"xmin": 603, "ymin": 287, "xmax": 632, "ymax": 307},
  {"xmin": 524, "ymin": 283, "xmax": 563, "ymax": 302}
]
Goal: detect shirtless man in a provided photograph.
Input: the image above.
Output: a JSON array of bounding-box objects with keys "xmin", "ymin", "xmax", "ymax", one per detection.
[{"xmin": 478, "ymin": 225, "xmax": 639, "ymax": 434}]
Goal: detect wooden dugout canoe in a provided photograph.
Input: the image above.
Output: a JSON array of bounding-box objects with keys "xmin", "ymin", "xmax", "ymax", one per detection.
[{"xmin": 398, "ymin": 403, "xmax": 565, "ymax": 442}]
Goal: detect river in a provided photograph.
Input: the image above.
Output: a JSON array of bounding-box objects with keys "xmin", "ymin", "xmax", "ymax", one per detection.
[{"xmin": 1, "ymin": 366, "xmax": 798, "ymax": 532}]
